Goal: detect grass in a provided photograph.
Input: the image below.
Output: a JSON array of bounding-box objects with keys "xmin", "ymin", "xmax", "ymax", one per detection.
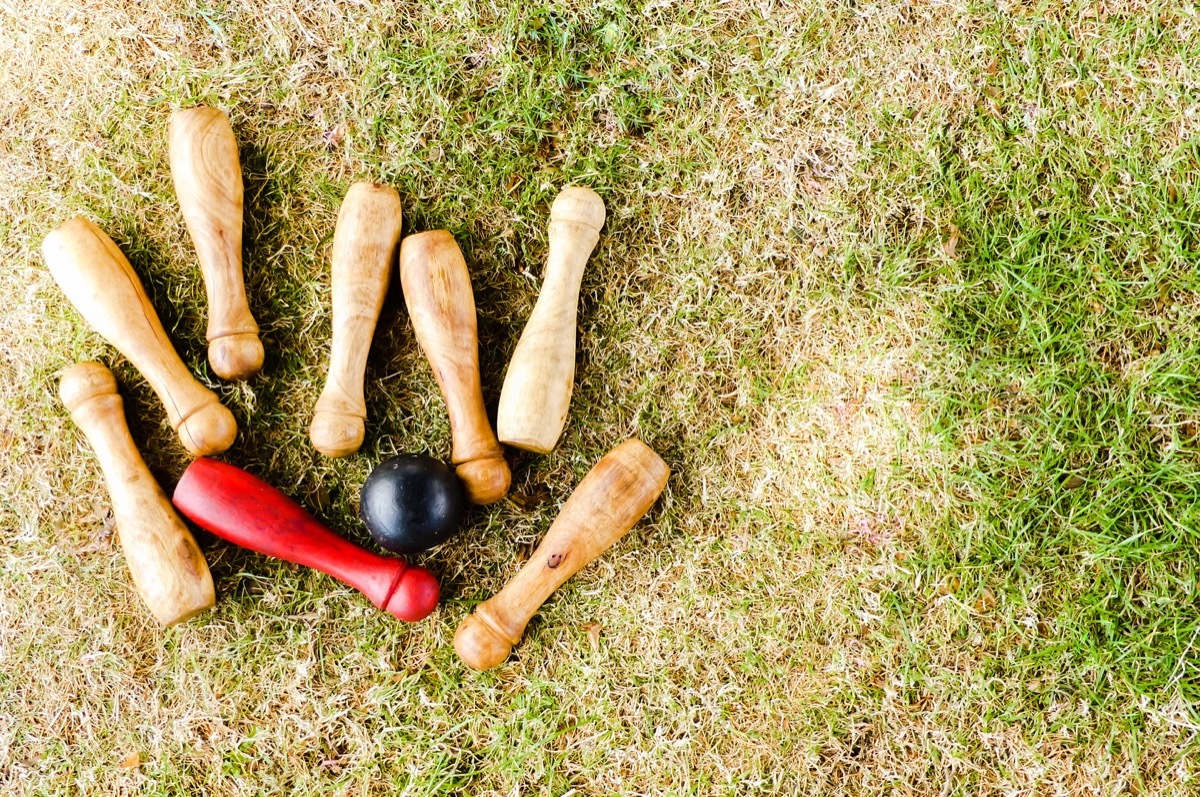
[{"xmin": 4, "ymin": 0, "xmax": 1200, "ymax": 794}]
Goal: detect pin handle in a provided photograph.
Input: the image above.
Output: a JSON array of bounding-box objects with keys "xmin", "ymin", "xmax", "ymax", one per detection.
[
  {"xmin": 60, "ymin": 362, "xmax": 214, "ymax": 626},
  {"xmin": 43, "ymin": 218, "xmax": 237, "ymax": 456},
  {"xmin": 454, "ymin": 438, "xmax": 668, "ymax": 669},
  {"xmin": 310, "ymin": 182, "xmax": 403, "ymax": 457},
  {"xmin": 497, "ymin": 187, "xmax": 605, "ymax": 453},
  {"xmin": 399, "ymin": 231, "xmax": 510, "ymax": 504},
  {"xmin": 169, "ymin": 106, "xmax": 263, "ymax": 380}
]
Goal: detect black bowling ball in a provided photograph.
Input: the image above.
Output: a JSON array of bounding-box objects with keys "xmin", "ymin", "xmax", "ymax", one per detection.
[{"xmin": 360, "ymin": 454, "xmax": 464, "ymax": 554}]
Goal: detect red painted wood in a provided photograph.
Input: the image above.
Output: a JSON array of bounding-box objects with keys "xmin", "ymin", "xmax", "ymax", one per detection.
[{"xmin": 173, "ymin": 458, "xmax": 439, "ymax": 622}]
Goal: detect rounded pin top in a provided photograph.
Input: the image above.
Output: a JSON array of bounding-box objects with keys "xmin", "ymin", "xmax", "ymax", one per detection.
[
  {"xmin": 59, "ymin": 361, "xmax": 118, "ymax": 412},
  {"xmin": 454, "ymin": 610, "xmax": 518, "ymax": 671},
  {"xmin": 550, "ymin": 186, "xmax": 606, "ymax": 231}
]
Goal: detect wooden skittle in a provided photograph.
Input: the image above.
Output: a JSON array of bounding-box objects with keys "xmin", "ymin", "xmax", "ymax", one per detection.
[
  {"xmin": 169, "ymin": 106, "xmax": 263, "ymax": 380},
  {"xmin": 454, "ymin": 438, "xmax": 668, "ymax": 670},
  {"xmin": 43, "ymin": 218, "xmax": 237, "ymax": 457},
  {"xmin": 173, "ymin": 458, "xmax": 440, "ymax": 623},
  {"xmin": 310, "ymin": 182, "xmax": 403, "ymax": 457},
  {"xmin": 497, "ymin": 187, "xmax": 605, "ymax": 453},
  {"xmin": 399, "ymin": 231, "xmax": 510, "ymax": 504},
  {"xmin": 60, "ymin": 362, "xmax": 214, "ymax": 626}
]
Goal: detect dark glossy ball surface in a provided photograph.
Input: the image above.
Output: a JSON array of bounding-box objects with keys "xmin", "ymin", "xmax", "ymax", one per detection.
[{"xmin": 360, "ymin": 454, "xmax": 464, "ymax": 554}]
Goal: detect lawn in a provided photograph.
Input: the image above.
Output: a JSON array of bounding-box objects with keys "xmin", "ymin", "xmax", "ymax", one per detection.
[{"xmin": 3, "ymin": 1, "xmax": 1200, "ymax": 794}]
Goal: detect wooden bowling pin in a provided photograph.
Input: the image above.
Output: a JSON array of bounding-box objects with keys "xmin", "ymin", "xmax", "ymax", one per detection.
[
  {"xmin": 454, "ymin": 438, "xmax": 668, "ymax": 670},
  {"xmin": 497, "ymin": 187, "xmax": 605, "ymax": 454},
  {"xmin": 169, "ymin": 106, "xmax": 263, "ymax": 380},
  {"xmin": 399, "ymin": 231, "xmax": 510, "ymax": 504},
  {"xmin": 60, "ymin": 362, "xmax": 215, "ymax": 626},
  {"xmin": 43, "ymin": 218, "xmax": 238, "ymax": 456},
  {"xmin": 173, "ymin": 458, "xmax": 440, "ymax": 622},
  {"xmin": 310, "ymin": 182, "xmax": 403, "ymax": 457}
]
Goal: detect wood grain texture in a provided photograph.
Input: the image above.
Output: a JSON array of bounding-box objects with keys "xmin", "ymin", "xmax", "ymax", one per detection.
[
  {"xmin": 169, "ymin": 106, "xmax": 263, "ymax": 380},
  {"xmin": 497, "ymin": 186, "xmax": 605, "ymax": 453},
  {"xmin": 310, "ymin": 182, "xmax": 403, "ymax": 457},
  {"xmin": 60, "ymin": 362, "xmax": 214, "ymax": 626},
  {"xmin": 43, "ymin": 218, "xmax": 237, "ymax": 456},
  {"xmin": 454, "ymin": 438, "xmax": 668, "ymax": 670},
  {"xmin": 173, "ymin": 458, "xmax": 440, "ymax": 623},
  {"xmin": 399, "ymin": 230, "xmax": 510, "ymax": 504}
]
